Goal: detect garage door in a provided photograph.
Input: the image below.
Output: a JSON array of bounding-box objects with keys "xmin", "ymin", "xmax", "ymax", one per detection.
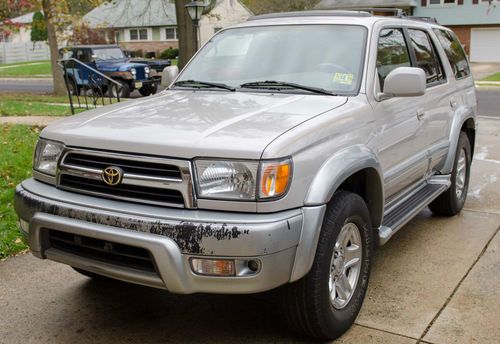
[{"xmin": 470, "ymin": 28, "xmax": 500, "ymax": 63}]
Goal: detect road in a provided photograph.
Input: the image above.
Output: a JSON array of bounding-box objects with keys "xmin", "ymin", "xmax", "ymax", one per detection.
[
  {"xmin": 0, "ymin": 78, "xmax": 499, "ymax": 117},
  {"xmin": 0, "ymin": 117, "xmax": 499, "ymax": 343}
]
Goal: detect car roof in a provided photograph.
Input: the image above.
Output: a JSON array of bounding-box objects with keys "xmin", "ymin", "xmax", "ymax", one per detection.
[
  {"xmin": 70, "ymin": 45, "xmax": 121, "ymax": 49},
  {"xmin": 233, "ymin": 10, "xmax": 446, "ymax": 31}
]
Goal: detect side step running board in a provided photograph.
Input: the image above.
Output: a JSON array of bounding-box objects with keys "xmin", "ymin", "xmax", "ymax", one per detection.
[{"xmin": 378, "ymin": 175, "xmax": 451, "ymax": 245}]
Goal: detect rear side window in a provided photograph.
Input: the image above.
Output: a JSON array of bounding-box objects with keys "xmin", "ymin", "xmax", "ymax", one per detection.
[
  {"xmin": 408, "ymin": 29, "xmax": 445, "ymax": 85},
  {"xmin": 377, "ymin": 28, "xmax": 411, "ymax": 88},
  {"xmin": 433, "ymin": 29, "xmax": 470, "ymax": 79}
]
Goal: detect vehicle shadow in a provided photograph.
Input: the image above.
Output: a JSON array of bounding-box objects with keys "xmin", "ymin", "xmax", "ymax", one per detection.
[{"xmin": 75, "ymin": 278, "xmax": 314, "ymax": 343}]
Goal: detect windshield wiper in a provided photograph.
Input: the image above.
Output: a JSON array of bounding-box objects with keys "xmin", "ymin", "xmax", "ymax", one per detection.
[
  {"xmin": 173, "ymin": 80, "xmax": 236, "ymax": 91},
  {"xmin": 240, "ymin": 81, "xmax": 335, "ymax": 96}
]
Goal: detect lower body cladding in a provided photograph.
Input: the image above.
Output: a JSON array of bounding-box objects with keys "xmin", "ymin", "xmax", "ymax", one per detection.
[{"xmin": 14, "ymin": 179, "xmax": 326, "ymax": 294}]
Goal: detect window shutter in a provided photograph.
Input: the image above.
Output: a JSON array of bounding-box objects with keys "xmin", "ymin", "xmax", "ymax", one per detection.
[
  {"xmin": 472, "ymin": 0, "xmax": 478, "ymax": 4},
  {"xmin": 421, "ymin": 0, "xmax": 427, "ymax": 6}
]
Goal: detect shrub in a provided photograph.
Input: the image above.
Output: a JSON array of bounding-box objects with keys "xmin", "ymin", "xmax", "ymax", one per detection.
[{"xmin": 160, "ymin": 47, "xmax": 179, "ymax": 60}]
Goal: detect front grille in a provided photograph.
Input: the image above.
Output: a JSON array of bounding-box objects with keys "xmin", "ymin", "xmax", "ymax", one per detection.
[
  {"xmin": 58, "ymin": 150, "xmax": 194, "ymax": 208},
  {"xmin": 48, "ymin": 229, "xmax": 156, "ymax": 273},
  {"xmin": 60, "ymin": 174, "xmax": 184, "ymax": 205},
  {"xmin": 64, "ymin": 153, "xmax": 181, "ymax": 179}
]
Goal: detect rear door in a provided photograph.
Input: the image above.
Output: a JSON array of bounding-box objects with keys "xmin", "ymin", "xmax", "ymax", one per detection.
[{"xmin": 405, "ymin": 27, "xmax": 452, "ymax": 173}]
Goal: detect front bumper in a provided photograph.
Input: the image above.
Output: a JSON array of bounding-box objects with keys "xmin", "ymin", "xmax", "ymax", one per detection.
[{"xmin": 14, "ymin": 179, "xmax": 325, "ymax": 294}]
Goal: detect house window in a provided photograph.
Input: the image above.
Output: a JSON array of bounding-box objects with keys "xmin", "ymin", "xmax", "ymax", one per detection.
[
  {"xmin": 165, "ymin": 27, "xmax": 177, "ymax": 40},
  {"xmin": 0, "ymin": 31, "xmax": 7, "ymax": 42},
  {"xmin": 429, "ymin": 0, "xmax": 457, "ymax": 5},
  {"xmin": 130, "ymin": 29, "xmax": 148, "ymax": 41}
]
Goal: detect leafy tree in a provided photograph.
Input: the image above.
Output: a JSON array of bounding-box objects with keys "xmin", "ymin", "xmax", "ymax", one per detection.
[{"xmin": 30, "ymin": 11, "xmax": 47, "ymax": 43}]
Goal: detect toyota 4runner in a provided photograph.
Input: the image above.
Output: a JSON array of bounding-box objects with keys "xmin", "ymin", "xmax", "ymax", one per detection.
[{"xmin": 15, "ymin": 11, "xmax": 476, "ymax": 340}]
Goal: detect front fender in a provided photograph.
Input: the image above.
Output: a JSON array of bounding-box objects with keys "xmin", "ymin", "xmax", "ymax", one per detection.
[
  {"xmin": 290, "ymin": 145, "xmax": 383, "ymax": 282},
  {"xmin": 304, "ymin": 144, "xmax": 383, "ymax": 207}
]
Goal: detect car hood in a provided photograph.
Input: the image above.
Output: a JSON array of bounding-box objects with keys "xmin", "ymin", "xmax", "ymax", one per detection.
[
  {"xmin": 96, "ymin": 60, "xmax": 147, "ymax": 72},
  {"xmin": 42, "ymin": 90, "xmax": 348, "ymax": 159}
]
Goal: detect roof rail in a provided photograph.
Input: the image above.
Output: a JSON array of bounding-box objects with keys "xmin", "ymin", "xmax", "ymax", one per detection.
[
  {"xmin": 403, "ymin": 16, "xmax": 439, "ymax": 24},
  {"xmin": 248, "ymin": 10, "xmax": 371, "ymax": 21},
  {"xmin": 350, "ymin": 7, "xmax": 404, "ymax": 16}
]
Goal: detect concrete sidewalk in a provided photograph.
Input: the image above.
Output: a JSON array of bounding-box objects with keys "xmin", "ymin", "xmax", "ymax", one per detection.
[{"xmin": 0, "ymin": 117, "xmax": 499, "ymax": 344}]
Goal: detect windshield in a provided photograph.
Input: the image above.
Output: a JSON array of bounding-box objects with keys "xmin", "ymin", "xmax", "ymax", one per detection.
[
  {"xmin": 177, "ymin": 25, "xmax": 367, "ymax": 95},
  {"xmin": 92, "ymin": 47, "xmax": 126, "ymax": 60}
]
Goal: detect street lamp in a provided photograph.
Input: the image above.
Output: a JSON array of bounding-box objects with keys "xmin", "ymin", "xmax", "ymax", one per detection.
[{"xmin": 185, "ymin": 1, "xmax": 206, "ymax": 50}]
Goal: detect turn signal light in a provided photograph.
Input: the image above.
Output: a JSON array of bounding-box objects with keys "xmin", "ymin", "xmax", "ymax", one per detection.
[
  {"xmin": 259, "ymin": 159, "xmax": 291, "ymax": 199},
  {"xmin": 190, "ymin": 258, "xmax": 235, "ymax": 276}
]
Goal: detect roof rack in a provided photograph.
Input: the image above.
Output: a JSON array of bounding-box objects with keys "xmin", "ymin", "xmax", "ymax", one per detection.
[
  {"xmin": 248, "ymin": 10, "xmax": 371, "ymax": 21},
  {"xmin": 403, "ymin": 16, "xmax": 439, "ymax": 24},
  {"xmin": 351, "ymin": 8, "xmax": 404, "ymax": 16}
]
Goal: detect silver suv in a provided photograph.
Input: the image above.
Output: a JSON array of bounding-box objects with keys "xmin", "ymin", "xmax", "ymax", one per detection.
[{"xmin": 15, "ymin": 11, "xmax": 476, "ymax": 340}]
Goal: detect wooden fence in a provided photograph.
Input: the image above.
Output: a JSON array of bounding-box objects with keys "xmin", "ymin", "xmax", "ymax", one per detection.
[{"xmin": 0, "ymin": 42, "xmax": 50, "ymax": 64}]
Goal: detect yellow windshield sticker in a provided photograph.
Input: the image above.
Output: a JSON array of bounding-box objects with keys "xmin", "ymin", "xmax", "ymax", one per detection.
[{"xmin": 333, "ymin": 73, "xmax": 354, "ymax": 85}]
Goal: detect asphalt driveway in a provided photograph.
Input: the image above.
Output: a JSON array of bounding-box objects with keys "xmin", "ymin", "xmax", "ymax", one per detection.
[{"xmin": 0, "ymin": 117, "xmax": 499, "ymax": 343}]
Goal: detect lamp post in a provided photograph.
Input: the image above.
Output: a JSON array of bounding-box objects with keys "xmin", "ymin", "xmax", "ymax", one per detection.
[{"xmin": 185, "ymin": 1, "xmax": 206, "ymax": 51}]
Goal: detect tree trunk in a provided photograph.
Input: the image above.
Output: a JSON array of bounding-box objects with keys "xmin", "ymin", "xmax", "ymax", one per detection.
[
  {"xmin": 174, "ymin": 0, "xmax": 197, "ymax": 70},
  {"xmin": 41, "ymin": 0, "xmax": 66, "ymax": 96}
]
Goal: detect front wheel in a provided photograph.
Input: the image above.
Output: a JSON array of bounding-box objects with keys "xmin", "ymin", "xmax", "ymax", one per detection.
[
  {"xmin": 109, "ymin": 79, "xmax": 131, "ymax": 98},
  {"xmin": 138, "ymin": 83, "xmax": 158, "ymax": 96},
  {"xmin": 281, "ymin": 191, "xmax": 373, "ymax": 340}
]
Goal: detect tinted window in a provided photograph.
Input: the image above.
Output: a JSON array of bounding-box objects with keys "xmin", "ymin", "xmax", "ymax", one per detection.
[
  {"xmin": 408, "ymin": 29, "xmax": 445, "ymax": 85},
  {"xmin": 433, "ymin": 29, "xmax": 470, "ymax": 79},
  {"xmin": 178, "ymin": 25, "xmax": 367, "ymax": 95},
  {"xmin": 377, "ymin": 29, "xmax": 411, "ymax": 88}
]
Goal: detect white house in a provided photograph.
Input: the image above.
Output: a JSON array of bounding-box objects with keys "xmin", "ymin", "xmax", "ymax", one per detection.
[
  {"xmin": 83, "ymin": 0, "xmax": 253, "ymax": 56},
  {"xmin": 0, "ymin": 12, "xmax": 36, "ymax": 43}
]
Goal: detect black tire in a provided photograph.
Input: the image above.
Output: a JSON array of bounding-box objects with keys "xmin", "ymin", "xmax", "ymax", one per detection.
[
  {"xmin": 429, "ymin": 131, "xmax": 472, "ymax": 216},
  {"xmin": 281, "ymin": 191, "xmax": 373, "ymax": 340},
  {"xmin": 72, "ymin": 267, "xmax": 111, "ymax": 281},
  {"xmin": 138, "ymin": 83, "xmax": 158, "ymax": 96},
  {"xmin": 109, "ymin": 79, "xmax": 131, "ymax": 98},
  {"xmin": 67, "ymin": 77, "xmax": 80, "ymax": 96}
]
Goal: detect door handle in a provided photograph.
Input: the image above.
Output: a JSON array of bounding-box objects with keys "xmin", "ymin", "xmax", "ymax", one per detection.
[{"xmin": 417, "ymin": 110, "xmax": 426, "ymax": 121}]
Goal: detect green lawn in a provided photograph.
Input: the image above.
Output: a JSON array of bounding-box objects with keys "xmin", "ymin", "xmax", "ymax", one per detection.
[
  {"xmin": 0, "ymin": 92, "xmax": 119, "ymax": 116},
  {"xmin": 481, "ymin": 72, "xmax": 500, "ymax": 82},
  {"xmin": 0, "ymin": 124, "xmax": 40, "ymax": 258},
  {"xmin": 0, "ymin": 61, "xmax": 52, "ymax": 78},
  {"xmin": 0, "ymin": 99, "xmax": 73, "ymax": 116}
]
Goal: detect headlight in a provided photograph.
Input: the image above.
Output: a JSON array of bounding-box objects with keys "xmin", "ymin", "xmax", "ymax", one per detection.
[
  {"xmin": 144, "ymin": 66, "xmax": 150, "ymax": 74},
  {"xmin": 33, "ymin": 139, "xmax": 64, "ymax": 176},
  {"xmin": 194, "ymin": 158, "xmax": 292, "ymax": 201},
  {"xmin": 130, "ymin": 68, "xmax": 137, "ymax": 75}
]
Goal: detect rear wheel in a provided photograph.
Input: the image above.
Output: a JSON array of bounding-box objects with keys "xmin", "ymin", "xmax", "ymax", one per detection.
[
  {"xmin": 429, "ymin": 131, "xmax": 471, "ymax": 216},
  {"xmin": 281, "ymin": 191, "xmax": 373, "ymax": 340},
  {"xmin": 67, "ymin": 77, "xmax": 80, "ymax": 96}
]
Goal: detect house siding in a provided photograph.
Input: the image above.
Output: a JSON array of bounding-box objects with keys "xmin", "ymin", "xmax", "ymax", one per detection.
[{"xmin": 415, "ymin": 1, "xmax": 500, "ymax": 26}]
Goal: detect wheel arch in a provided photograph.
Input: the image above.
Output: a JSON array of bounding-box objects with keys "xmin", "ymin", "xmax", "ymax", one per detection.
[
  {"xmin": 304, "ymin": 145, "xmax": 384, "ymax": 228},
  {"xmin": 442, "ymin": 112, "xmax": 476, "ymax": 174}
]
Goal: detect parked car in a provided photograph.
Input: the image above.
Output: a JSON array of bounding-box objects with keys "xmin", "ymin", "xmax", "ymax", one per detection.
[
  {"xmin": 16, "ymin": 11, "xmax": 476, "ymax": 340},
  {"xmin": 129, "ymin": 57, "xmax": 171, "ymax": 82},
  {"xmin": 59, "ymin": 45, "xmax": 159, "ymax": 98}
]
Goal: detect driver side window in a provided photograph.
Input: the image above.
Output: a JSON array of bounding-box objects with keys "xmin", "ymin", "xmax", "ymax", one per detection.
[{"xmin": 377, "ymin": 28, "xmax": 411, "ymax": 89}]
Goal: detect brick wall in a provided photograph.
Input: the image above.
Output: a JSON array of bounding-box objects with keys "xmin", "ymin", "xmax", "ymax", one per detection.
[
  {"xmin": 119, "ymin": 41, "xmax": 179, "ymax": 56},
  {"xmin": 448, "ymin": 24, "xmax": 500, "ymax": 55},
  {"xmin": 448, "ymin": 26, "xmax": 472, "ymax": 54}
]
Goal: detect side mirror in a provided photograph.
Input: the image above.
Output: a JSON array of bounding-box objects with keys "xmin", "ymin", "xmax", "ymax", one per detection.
[
  {"xmin": 161, "ymin": 65, "xmax": 179, "ymax": 88},
  {"xmin": 378, "ymin": 67, "xmax": 426, "ymax": 100}
]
